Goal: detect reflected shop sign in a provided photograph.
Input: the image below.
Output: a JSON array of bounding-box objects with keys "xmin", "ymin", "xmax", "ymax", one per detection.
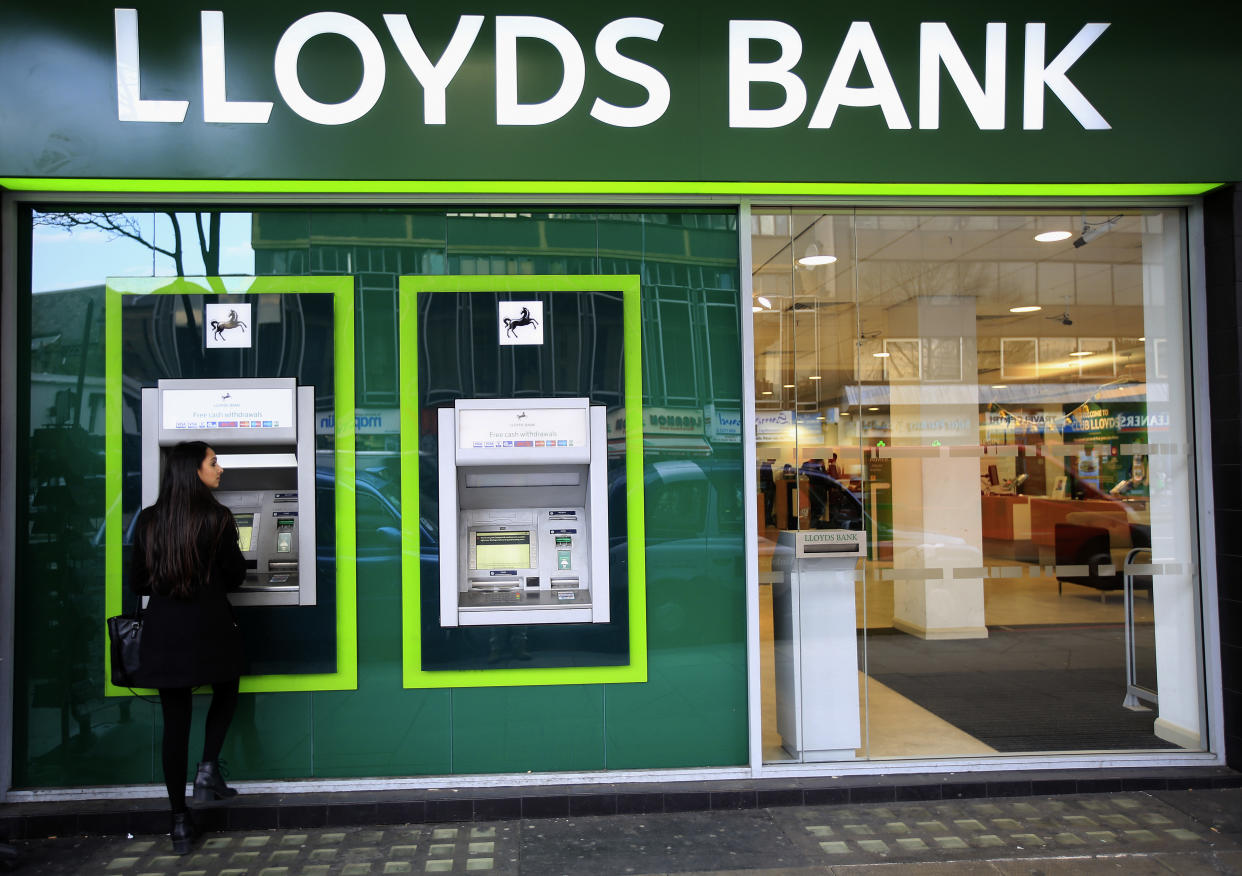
[
  {"xmin": 1, "ymin": 3, "xmax": 1239, "ymax": 182},
  {"xmin": 608, "ymin": 406, "xmax": 704, "ymax": 439},
  {"xmin": 316, "ymin": 408, "xmax": 398, "ymax": 435},
  {"xmin": 704, "ymin": 404, "xmax": 741, "ymax": 443},
  {"xmin": 755, "ymin": 410, "xmax": 825, "ymax": 443},
  {"xmin": 1063, "ymin": 405, "xmax": 1171, "ymax": 438},
  {"xmin": 862, "ymin": 414, "xmax": 974, "ymax": 439},
  {"xmin": 756, "ymin": 410, "xmax": 794, "ymax": 442}
]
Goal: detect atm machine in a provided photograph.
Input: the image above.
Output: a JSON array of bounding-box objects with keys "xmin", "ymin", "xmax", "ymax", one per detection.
[
  {"xmin": 439, "ymin": 397, "xmax": 610, "ymax": 627},
  {"xmin": 141, "ymin": 377, "xmax": 316, "ymax": 607}
]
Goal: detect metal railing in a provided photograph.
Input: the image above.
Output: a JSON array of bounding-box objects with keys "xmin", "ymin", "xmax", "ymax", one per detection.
[{"xmin": 1122, "ymin": 546, "xmax": 1158, "ymax": 711}]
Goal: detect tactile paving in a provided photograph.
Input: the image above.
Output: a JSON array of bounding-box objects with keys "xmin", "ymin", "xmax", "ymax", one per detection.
[
  {"xmin": 4, "ymin": 790, "xmax": 1238, "ymax": 875},
  {"xmin": 4, "ymin": 822, "xmax": 519, "ymax": 876},
  {"xmin": 779, "ymin": 792, "xmax": 1225, "ymax": 865}
]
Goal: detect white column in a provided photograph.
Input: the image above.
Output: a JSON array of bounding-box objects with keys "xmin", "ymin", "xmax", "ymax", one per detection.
[{"xmin": 888, "ymin": 297, "xmax": 988, "ymax": 640}]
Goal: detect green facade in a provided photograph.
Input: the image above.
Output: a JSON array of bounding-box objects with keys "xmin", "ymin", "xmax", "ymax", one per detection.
[
  {"xmin": 12, "ymin": 209, "xmax": 745, "ymax": 787},
  {"xmin": 1, "ymin": 2, "xmax": 1240, "ymax": 185}
]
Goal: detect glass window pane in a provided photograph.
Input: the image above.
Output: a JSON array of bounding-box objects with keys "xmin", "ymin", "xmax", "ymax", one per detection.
[{"xmin": 757, "ymin": 208, "xmax": 1202, "ymax": 763}]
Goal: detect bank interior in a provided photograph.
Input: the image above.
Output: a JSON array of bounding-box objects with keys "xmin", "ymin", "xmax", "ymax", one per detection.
[{"xmin": 750, "ymin": 209, "xmax": 1192, "ymax": 763}]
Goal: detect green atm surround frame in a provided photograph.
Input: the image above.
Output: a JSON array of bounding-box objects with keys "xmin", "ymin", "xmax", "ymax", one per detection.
[
  {"xmin": 103, "ymin": 275, "xmax": 358, "ymax": 695},
  {"xmin": 399, "ymin": 274, "xmax": 648, "ymax": 688}
]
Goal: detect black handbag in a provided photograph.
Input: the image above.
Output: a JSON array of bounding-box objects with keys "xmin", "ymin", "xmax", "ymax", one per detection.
[{"xmin": 107, "ymin": 602, "xmax": 147, "ymax": 688}]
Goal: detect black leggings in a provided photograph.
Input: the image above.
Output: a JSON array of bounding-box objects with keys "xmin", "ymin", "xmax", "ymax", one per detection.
[{"xmin": 157, "ymin": 679, "xmax": 240, "ymax": 812}]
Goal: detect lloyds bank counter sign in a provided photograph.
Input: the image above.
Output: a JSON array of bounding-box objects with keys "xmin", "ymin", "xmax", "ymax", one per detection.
[{"xmin": 0, "ymin": 2, "xmax": 1239, "ymax": 185}]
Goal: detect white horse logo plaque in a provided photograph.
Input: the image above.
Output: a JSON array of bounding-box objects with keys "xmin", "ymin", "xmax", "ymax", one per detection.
[
  {"xmin": 204, "ymin": 303, "xmax": 252, "ymax": 349},
  {"xmin": 498, "ymin": 300, "xmax": 544, "ymax": 346}
]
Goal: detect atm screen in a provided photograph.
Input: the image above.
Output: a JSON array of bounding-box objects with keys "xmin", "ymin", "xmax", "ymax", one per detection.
[
  {"xmin": 234, "ymin": 513, "xmax": 254, "ymax": 552},
  {"xmin": 474, "ymin": 531, "xmax": 531, "ymax": 570}
]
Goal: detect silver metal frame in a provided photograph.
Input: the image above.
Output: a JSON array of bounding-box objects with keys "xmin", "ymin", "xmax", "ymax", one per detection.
[
  {"xmin": 0, "ymin": 191, "xmax": 18, "ymax": 801},
  {"xmin": 1123, "ymin": 547, "xmax": 1158, "ymax": 710},
  {"xmin": 1186, "ymin": 201, "xmax": 1224, "ymax": 756},
  {"xmin": 0, "ymin": 189, "xmax": 1226, "ymax": 803},
  {"xmin": 739, "ymin": 201, "xmax": 763, "ymax": 776}
]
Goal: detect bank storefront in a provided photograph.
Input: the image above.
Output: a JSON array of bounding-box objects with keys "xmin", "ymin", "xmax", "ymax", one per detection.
[{"xmin": 1, "ymin": 2, "xmax": 1239, "ymax": 801}]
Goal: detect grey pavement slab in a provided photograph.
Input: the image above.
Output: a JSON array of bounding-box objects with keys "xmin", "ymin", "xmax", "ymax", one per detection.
[
  {"xmin": 1154, "ymin": 789, "xmax": 1242, "ymax": 838},
  {"xmin": 1, "ymin": 790, "xmax": 1239, "ymax": 875},
  {"xmin": 518, "ymin": 809, "xmax": 812, "ymax": 874}
]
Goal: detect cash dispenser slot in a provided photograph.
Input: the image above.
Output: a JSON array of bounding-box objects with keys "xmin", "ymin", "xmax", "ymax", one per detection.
[
  {"xmin": 439, "ymin": 398, "xmax": 610, "ymax": 628},
  {"xmin": 142, "ymin": 377, "xmax": 317, "ymax": 607}
]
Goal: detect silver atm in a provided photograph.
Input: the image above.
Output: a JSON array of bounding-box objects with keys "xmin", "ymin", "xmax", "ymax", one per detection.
[
  {"xmin": 141, "ymin": 377, "xmax": 316, "ymax": 607},
  {"xmin": 439, "ymin": 398, "xmax": 610, "ymax": 627}
]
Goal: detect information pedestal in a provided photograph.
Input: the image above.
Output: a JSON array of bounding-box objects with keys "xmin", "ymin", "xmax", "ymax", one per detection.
[{"xmin": 772, "ymin": 529, "xmax": 865, "ymax": 761}]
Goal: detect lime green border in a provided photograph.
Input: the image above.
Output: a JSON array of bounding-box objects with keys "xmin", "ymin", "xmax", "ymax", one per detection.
[
  {"xmin": 0, "ymin": 178, "xmax": 1221, "ymax": 197},
  {"xmin": 103, "ymin": 275, "xmax": 358, "ymax": 695},
  {"xmin": 398, "ymin": 275, "xmax": 647, "ymax": 688}
]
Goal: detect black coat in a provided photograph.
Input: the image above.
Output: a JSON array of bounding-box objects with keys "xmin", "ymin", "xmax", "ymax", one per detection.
[{"xmin": 129, "ymin": 505, "xmax": 246, "ymax": 688}]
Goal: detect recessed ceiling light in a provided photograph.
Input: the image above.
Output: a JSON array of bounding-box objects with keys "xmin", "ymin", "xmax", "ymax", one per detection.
[
  {"xmin": 1069, "ymin": 351, "xmax": 1093, "ymax": 357},
  {"xmin": 1035, "ymin": 230, "xmax": 1073, "ymax": 243},
  {"xmin": 1139, "ymin": 336, "xmax": 1146, "ymax": 341},
  {"xmin": 873, "ymin": 351, "xmax": 890, "ymax": 358},
  {"xmin": 798, "ymin": 254, "xmax": 838, "ymax": 266},
  {"xmin": 1009, "ymin": 305, "xmax": 1042, "ymax": 313},
  {"xmin": 808, "ymin": 375, "xmax": 821, "ymax": 380},
  {"xmin": 761, "ymin": 391, "xmax": 773, "ymax": 395},
  {"xmin": 868, "ymin": 406, "xmax": 880, "ymax": 411},
  {"xmin": 783, "ymin": 384, "xmax": 796, "ymax": 388},
  {"xmin": 817, "ymin": 416, "xmax": 825, "ymax": 420},
  {"xmin": 841, "ymin": 411, "xmax": 851, "ymax": 416},
  {"xmin": 991, "ymin": 384, "xmax": 1008, "ymax": 389}
]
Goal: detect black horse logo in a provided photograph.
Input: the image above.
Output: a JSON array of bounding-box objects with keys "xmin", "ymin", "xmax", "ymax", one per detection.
[
  {"xmin": 210, "ymin": 309, "xmax": 248, "ymax": 342},
  {"xmin": 503, "ymin": 306, "xmax": 539, "ymax": 338}
]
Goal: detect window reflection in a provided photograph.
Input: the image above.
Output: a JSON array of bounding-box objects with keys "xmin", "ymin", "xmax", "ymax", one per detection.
[{"xmin": 17, "ymin": 208, "xmax": 747, "ymax": 786}]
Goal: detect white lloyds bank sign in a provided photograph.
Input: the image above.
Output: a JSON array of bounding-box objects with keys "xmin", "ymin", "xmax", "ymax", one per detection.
[{"xmin": 116, "ymin": 10, "xmax": 1109, "ymax": 131}]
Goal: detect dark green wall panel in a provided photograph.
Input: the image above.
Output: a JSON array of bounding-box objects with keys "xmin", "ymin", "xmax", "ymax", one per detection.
[
  {"xmin": 225, "ymin": 692, "xmax": 315, "ymax": 779},
  {"xmin": 451, "ymin": 686, "xmax": 606, "ymax": 774},
  {"xmin": 311, "ymin": 686, "xmax": 453, "ymax": 778},
  {"xmin": 605, "ymin": 650, "xmax": 748, "ymax": 769}
]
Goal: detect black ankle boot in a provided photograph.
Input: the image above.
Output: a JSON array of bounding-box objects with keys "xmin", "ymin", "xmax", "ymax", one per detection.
[
  {"xmin": 192, "ymin": 760, "xmax": 238, "ymax": 804},
  {"xmin": 170, "ymin": 811, "xmax": 197, "ymax": 855}
]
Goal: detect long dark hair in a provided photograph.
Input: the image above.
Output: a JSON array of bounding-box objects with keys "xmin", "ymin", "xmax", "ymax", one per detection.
[{"xmin": 140, "ymin": 441, "xmax": 234, "ymax": 599}]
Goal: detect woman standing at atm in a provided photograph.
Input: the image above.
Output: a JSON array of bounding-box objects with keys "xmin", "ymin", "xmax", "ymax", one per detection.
[{"xmin": 130, "ymin": 441, "xmax": 246, "ymax": 855}]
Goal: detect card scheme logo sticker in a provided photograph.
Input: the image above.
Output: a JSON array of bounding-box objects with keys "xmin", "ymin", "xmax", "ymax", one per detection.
[
  {"xmin": 498, "ymin": 301, "xmax": 543, "ymax": 346},
  {"xmin": 204, "ymin": 303, "xmax": 252, "ymax": 349}
]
